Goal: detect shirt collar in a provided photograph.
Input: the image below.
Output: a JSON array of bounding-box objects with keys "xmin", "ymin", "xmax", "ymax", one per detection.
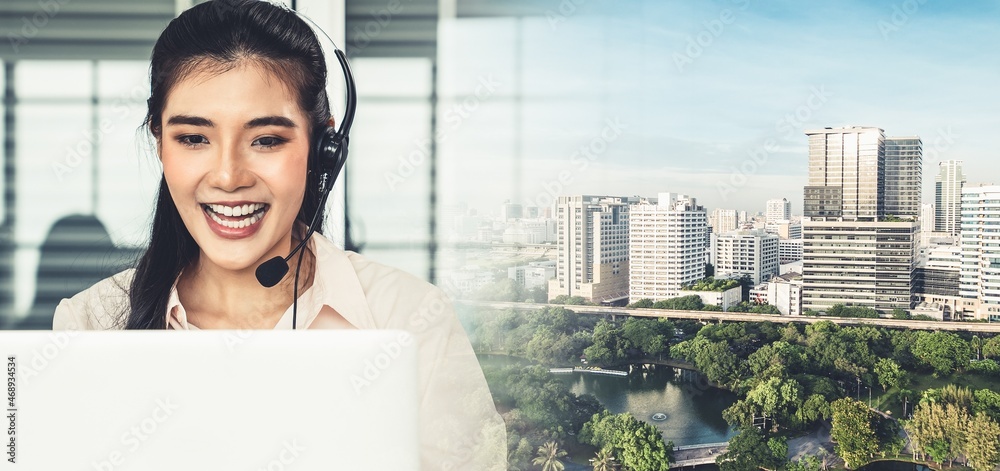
[{"xmin": 165, "ymin": 232, "xmax": 374, "ymax": 330}]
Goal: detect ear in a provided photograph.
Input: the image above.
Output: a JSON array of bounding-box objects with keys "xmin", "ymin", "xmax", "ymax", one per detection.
[{"xmin": 328, "ymin": 117, "xmax": 336, "ymax": 128}]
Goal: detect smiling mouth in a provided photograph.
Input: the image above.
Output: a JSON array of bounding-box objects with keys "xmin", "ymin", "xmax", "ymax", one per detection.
[{"xmin": 201, "ymin": 203, "xmax": 270, "ymax": 229}]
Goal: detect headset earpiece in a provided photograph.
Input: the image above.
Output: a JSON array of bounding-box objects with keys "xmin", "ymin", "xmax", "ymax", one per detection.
[{"xmin": 313, "ymin": 125, "xmax": 349, "ymax": 193}]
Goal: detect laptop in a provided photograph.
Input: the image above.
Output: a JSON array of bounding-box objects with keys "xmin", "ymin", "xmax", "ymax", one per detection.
[{"xmin": 1, "ymin": 329, "xmax": 419, "ymax": 470}]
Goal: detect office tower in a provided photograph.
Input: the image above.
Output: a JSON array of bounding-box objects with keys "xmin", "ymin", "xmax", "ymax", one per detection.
[
  {"xmin": 935, "ymin": 160, "xmax": 966, "ymax": 236},
  {"xmin": 549, "ymin": 195, "xmax": 634, "ymax": 303},
  {"xmin": 714, "ymin": 230, "xmax": 780, "ymax": 284},
  {"xmin": 629, "ymin": 193, "xmax": 707, "ymax": 303},
  {"xmin": 709, "ymin": 208, "xmax": 738, "ymax": 234},
  {"xmin": 802, "ymin": 220, "xmax": 918, "ymax": 312},
  {"xmin": 766, "ymin": 198, "xmax": 792, "ymax": 224},
  {"xmin": 801, "ymin": 126, "xmax": 918, "ymax": 313},
  {"xmin": 883, "ymin": 137, "xmax": 923, "ymax": 218},
  {"xmin": 959, "ymin": 186, "xmax": 1000, "ymax": 321},
  {"xmin": 500, "ymin": 200, "xmax": 523, "ymax": 221},
  {"xmin": 920, "ymin": 203, "xmax": 935, "ymax": 233},
  {"xmin": 804, "ymin": 126, "xmax": 885, "ymax": 221}
]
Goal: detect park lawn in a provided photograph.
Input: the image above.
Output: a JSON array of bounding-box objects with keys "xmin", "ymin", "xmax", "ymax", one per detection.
[{"xmin": 871, "ymin": 371, "xmax": 998, "ymax": 417}]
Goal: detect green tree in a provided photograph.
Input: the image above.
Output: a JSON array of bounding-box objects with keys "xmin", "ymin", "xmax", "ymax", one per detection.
[
  {"xmin": 579, "ymin": 411, "xmax": 673, "ymax": 470},
  {"xmin": 912, "ymin": 331, "xmax": 971, "ymax": 375},
  {"xmin": 966, "ymin": 412, "xmax": 1000, "ymax": 471},
  {"xmin": 742, "ymin": 377, "xmax": 804, "ymax": 430},
  {"xmin": 532, "ymin": 441, "xmax": 567, "ymax": 471},
  {"xmin": 926, "ymin": 440, "xmax": 950, "ymax": 465},
  {"xmin": 715, "ymin": 426, "xmax": 787, "ymax": 471},
  {"xmin": 891, "ymin": 308, "xmax": 911, "ymax": 320},
  {"xmin": 590, "ymin": 448, "xmax": 618, "ymax": 471},
  {"xmin": 796, "ymin": 394, "xmax": 832, "ymax": 424},
  {"xmin": 629, "ymin": 298, "xmax": 653, "ymax": 309},
  {"xmin": 873, "ymin": 358, "xmax": 903, "ymax": 391},
  {"xmin": 621, "ymin": 317, "xmax": 672, "ymax": 359},
  {"xmin": 983, "ymin": 335, "xmax": 1000, "ymax": 360},
  {"xmin": 830, "ymin": 398, "xmax": 878, "ymax": 468}
]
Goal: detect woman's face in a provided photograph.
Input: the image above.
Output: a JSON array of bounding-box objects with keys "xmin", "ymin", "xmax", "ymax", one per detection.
[{"xmin": 159, "ymin": 61, "xmax": 311, "ymax": 273}]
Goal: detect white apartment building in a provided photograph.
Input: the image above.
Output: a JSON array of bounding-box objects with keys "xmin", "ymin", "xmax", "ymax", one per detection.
[
  {"xmin": 779, "ymin": 239, "xmax": 804, "ymax": 263},
  {"xmin": 750, "ymin": 272, "xmax": 803, "ymax": 315},
  {"xmin": 714, "ymin": 230, "xmax": 780, "ymax": 285},
  {"xmin": 549, "ymin": 195, "xmax": 636, "ymax": 303},
  {"xmin": 709, "ymin": 208, "xmax": 739, "ymax": 234},
  {"xmin": 629, "ymin": 193, "xmax": 707, "ymax": 303},
  {"xmin": 766, "ymin": 198, "xmax": 791, "ymax": 224},
  {"xmin": 765, "ymin": 220, "xmax": 802, "ymax": 240},
  {"xmin": 959, "ymin": 185, "xmax": 1000, "ymax": 321}
]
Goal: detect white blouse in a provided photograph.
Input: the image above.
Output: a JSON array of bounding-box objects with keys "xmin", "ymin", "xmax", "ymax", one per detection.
[{"xmin": 52, "ymin": 232, "xmax": 508, "ymax": 470}]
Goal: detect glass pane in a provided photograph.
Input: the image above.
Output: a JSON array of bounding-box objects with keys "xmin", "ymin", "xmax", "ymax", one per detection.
[
  {"xmin": 97, "ymin": 61, "xmax": 150, "ymax": 99},
  {"xmin": 15, "ymin": 103, "xmax": 93, "ymax": 244},
  {"xmin": 96, "ymin": 102, "xmax": 162, "ymax": 248},
  {"xmin": 354, "ymin": 58, "xmax": 432, "ymax": 98},
  {"xmin": 349, "ymin": 101, "xmax": 431, "ymax": 247},
  {"xmin": 16, "ymin": 61, "xmax": 93, "ymax": 99}
]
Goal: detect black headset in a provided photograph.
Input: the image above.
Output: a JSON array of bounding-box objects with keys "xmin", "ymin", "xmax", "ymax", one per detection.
[{"xmin": 254, "ymin": 13, "xmax": 357, "ymax": 330}]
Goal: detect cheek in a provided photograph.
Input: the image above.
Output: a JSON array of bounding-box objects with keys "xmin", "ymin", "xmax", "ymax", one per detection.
[{"xmin": 161, "ymin": 153, "xmax": 202, "ymax": 202}]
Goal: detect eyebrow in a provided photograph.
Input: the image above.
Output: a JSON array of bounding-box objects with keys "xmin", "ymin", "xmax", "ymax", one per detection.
[{"xmin": 164, "ymin": 115, "xmax": 298, "ymax": 129}]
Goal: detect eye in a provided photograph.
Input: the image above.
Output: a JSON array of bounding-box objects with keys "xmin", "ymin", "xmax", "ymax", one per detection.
[
  {"xmin": 176, "ymin": 135, "xmax": 209, "ymax": 148},
  {"xmin": 253, "ymin": 136, "xmax": 287, "ymax": 150}
]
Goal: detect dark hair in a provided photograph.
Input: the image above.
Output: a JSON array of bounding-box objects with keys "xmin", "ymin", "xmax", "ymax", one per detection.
[{"xmin": 123, "ymin": 0, "xmax": 331, "ymax": 329}]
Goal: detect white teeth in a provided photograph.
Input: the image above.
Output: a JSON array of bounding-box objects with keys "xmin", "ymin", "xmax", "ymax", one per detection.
[
  {"xmin": 205, "ymin": 205, "xmax": 265, "ymax": 230},
  {"xmin": 205, "ymin": 203, "xmax": 266, "ymax": 218}
]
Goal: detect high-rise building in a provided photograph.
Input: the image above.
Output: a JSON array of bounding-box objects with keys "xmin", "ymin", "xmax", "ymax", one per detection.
[
  {"xmin": 935, "ymin": 160, "xmax": 966, "ymax": 236},
  {"xmin": 548, "ymin": 195, "xmax": 635, "ymax": 303},
  {"xmin": 766, "ymin": 198, "xmax": 792, "ymax": 224},
  {"xmin": 920, "ymin": 203, "xmax": 935, "ymax": 234},
  {"xmin": 714, "ymin": 230, "xmax": 780, "ymax": 285},
  {"xmin": 883, "ymin": 137, "xmax": 923, "ymax": 218},
  {"xmin": 801, "ymin": 126, "xmax": 919, "ymax": 314},
  {"xmin": 629, "ymin": 193, "xmax": 707, "ymax": 303},
  {"xmin": 709, "ymin": 208, "xmax": 739, "ymax": 235},
  {"xmin": 804, "ymin": 126, "xmax": 885, "ymax": 221},
  {"xmin": 802, "ymin": 220, "xmax": 918, "ymax": 312},
  {"xmin": 959, "ymin": 186, "xmax": 1000, "ymax": 321}
]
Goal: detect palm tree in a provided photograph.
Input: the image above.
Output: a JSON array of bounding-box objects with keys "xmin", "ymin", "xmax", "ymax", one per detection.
[
  {"xmin": 532, "ymin": 441, "xmax": 567, "ymax": 471},
  {"xmin": 590, "ymin": 448, "xmax": 618, "ymax": 471},
  {"xmin": 972, "ymin": 335, "xmax": 982, "ymax": 360}
]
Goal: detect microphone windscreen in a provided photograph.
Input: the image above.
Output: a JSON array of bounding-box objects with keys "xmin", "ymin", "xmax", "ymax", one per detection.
[{"xmin": 256, "ymin": 256, "xmax": 289, "ymax": 288}]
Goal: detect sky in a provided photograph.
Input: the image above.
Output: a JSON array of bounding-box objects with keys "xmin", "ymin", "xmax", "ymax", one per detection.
[{"xmin": 414, "ymin": 0, "xmax": 1000, "ymax": 217}]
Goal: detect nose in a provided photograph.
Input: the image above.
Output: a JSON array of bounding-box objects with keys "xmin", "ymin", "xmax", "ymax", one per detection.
[{"xmin": 206, "ymin": 141, "xmax": 255, "ymax": 192}]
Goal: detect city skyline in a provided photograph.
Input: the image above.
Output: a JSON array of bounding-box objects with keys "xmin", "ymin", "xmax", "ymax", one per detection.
[{"xmin": 441, "ymin": 0, "xmax": 1000, "ymax": 216}]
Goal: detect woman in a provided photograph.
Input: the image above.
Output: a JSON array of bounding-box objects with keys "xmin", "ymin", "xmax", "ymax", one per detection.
[{"xmin": 51, "ymin": 0, "xmax": 506, "ymax": 468}]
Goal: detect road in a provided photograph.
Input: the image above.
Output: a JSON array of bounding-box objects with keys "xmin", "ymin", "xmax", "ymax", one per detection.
[{"xmin": 459, "ymin": 301, "xmax": 1000, "ymax": 333}]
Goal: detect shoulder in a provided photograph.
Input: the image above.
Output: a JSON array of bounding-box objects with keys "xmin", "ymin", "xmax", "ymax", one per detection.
[
  {"xmin": 342, "ymin": 251, "xmax": 452, "ymax": 330},
  {"xmin": 52, "ymin": 268, "xmax": 134, "ymax": 330}
]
